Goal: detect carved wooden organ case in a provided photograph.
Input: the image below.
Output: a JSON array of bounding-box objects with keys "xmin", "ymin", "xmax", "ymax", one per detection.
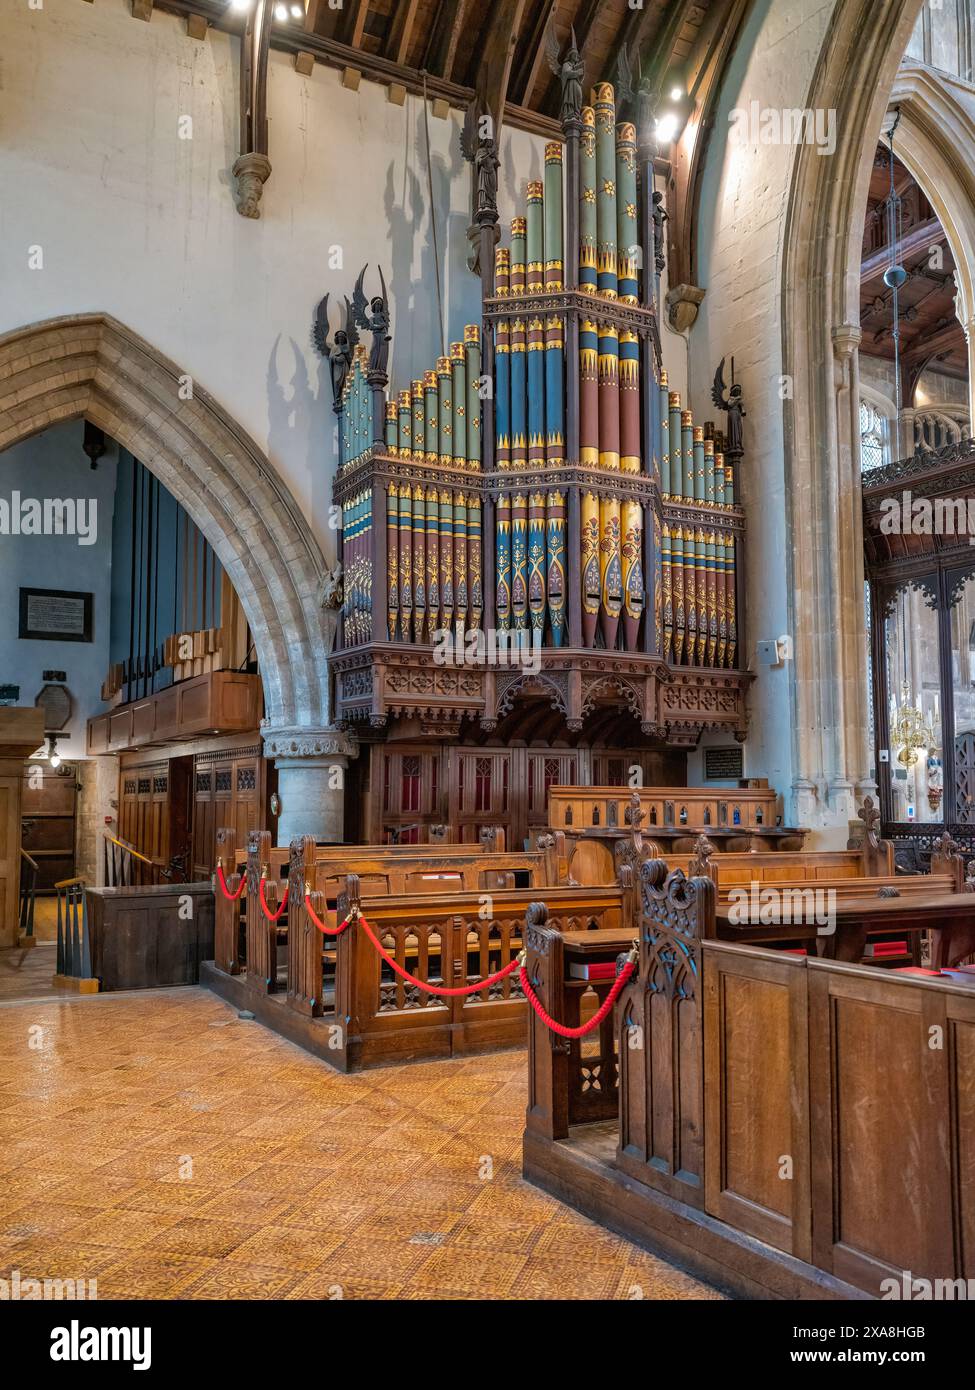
[{"xmin": 328, "ymin": 81, "xmax": 750, "ymax": 783}]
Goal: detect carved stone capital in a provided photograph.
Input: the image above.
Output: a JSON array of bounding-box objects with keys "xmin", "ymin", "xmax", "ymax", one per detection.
[
  {"xmin": 261, "ymin": 724, "xmax": 357, "ymax": 760},
  {"xmin": 233, "ymin": 152, "xmax": 272, "ymax": 219},
  {"xmin": 831, "ymin": 323, "xmax": 862, "ymax": 359},
  {"xmin": 665, "ymin": 283, "xmax": 706, "ymax": 333}
]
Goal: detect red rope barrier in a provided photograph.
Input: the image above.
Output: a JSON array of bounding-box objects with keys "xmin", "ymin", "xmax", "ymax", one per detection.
[
  {"xmin": 518, "ymin": 959, "xmax": 636, "ymax": 1039},
  {"xmin": 258, "ymin": 877, "xmax": 289, "ymax": 923},
  {"xmin": 215, "ymin": 864, "xmax": 246, "ymax": 901},
  {"xmin": 303, "ymin": 893, "xmax": 353, "ymax": 937},
  {"xmin": 355, "ymin": 911, "xmax": 522, "ymax": 997}
]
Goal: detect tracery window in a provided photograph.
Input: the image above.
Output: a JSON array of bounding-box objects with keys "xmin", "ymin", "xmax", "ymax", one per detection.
[{"xmin": 859, "ymin": 400, "xmax": 888, "ymax": 474}]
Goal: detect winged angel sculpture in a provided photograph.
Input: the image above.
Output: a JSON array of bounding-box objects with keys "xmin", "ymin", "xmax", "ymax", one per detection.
[
  {"xmin": 711, "ymin": 357, "xmax": 747, "ymax": 455},
  {"xmin": 544, "ymin": 24, "xmax": 585, "ymax": 126},
  {"xmin": 312, "ymin": 293, "xmax": 359, "ymax": 408},
  {"xmin": 351, "ymin": 265, "xmax": 391, "ymax": 377},
  {"xmin": 615, "ymin": 42, "xmax": 661, "ymax": 138}
]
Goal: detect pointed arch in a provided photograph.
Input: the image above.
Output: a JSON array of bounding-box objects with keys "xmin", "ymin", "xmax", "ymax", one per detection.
[{"xmin": 0, "ymin": 313, "xmax": 331, "ymax": 733}]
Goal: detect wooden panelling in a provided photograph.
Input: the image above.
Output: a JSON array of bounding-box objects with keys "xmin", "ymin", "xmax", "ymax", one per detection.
[
  {"xmin": 86, "ymin": 883, "xmax": 215, "ymax": 989},
  {"xmin": 192, "ymin": 745, "xmax": 267, "ymax": 880},
  {"xmin": 703, "ymin": 944, "xmax": 811, "ymax": 1259},
  {"xmin": 807, "ymin": 963, "xmax": 960, "ymax": 1293},
  {"xmin": 87, "ymin": 671, "xmax": 262, "ymax": 755}
]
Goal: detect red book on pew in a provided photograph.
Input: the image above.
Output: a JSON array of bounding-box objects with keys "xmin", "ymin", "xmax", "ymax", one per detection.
[
  {"xmin": 892, "ymin": 967, "xmax": 946, "ymax": 978},
  {"xmin": 866, "ymin": 940, "xmax": 909, "ymax": 957},
  {"xmin": 568, "ymin": 961, "xmax": 619, "ymax": 981}
]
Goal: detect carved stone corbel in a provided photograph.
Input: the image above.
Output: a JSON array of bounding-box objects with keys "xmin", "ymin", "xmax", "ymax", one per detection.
[{"xmin": 665, "ymin": 283, "xmax": 706, "ymax": 333}]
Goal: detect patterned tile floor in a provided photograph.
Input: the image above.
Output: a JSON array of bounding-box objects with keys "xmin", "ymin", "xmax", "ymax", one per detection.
[{"xmin": 0, "ymin": 987, "xmax": 723, "ymax": 1300}]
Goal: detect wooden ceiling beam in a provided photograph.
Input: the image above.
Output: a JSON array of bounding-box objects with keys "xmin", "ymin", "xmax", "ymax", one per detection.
[
  {"xmin": 474, "ymin": 0, "xmax": 529, "ymax": 134},
  {"xmin": 157, "ymin": 0, "xmax": 563, "ymax": 137},
  {"xmin": 342, "ymin": 0, "xmax": 370, "ymax": 48},
  {"xmin": 384, "ymin": 0, "xmax": 421, "ymax": 65},
  {"xmin": 512, "ymin": 0, "xmax": 558, "ymax": 109},
  {"xmin": 421, "ymin": 0, "xmax": 469, "ymax": 80},
  {"xmin": 902, "ymin": 321, "xmax": 966, "ymax": 363}
]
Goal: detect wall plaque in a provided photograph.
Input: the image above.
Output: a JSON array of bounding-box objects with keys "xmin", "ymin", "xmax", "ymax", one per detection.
[
  {"xmin": 19, "ymin": 588, "xmax": 93, "ymax": 643},
  {"xmin": 704, "ymin": 746, "xmax": 744, "ymax": 781}
]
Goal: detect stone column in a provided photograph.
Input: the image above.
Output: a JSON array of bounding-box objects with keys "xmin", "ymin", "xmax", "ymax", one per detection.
[
  {"xmin": 791, "ymin": 326, "xmax": 876, "ymax": 845},
  {"xmin": 262, "ymin": 727, "xmax": 357, "ymax": 847}
]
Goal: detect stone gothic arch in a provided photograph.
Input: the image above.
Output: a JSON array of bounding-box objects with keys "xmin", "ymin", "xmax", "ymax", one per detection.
[
  {"xmin": 0, "ymin": 313, "xmax": 352, "ymax": 840},
  {"xmin": 889, "ymin": 64, "xmax": 975, "ymax": 426},
  {"xmin": 781, "ymin": 0, "xmax": 927, "ymax": 839}
]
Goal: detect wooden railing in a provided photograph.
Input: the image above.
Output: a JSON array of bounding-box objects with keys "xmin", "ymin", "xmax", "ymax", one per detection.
[
  {"xmin": 53, "ymin": 877, "xmax": 98, "ymax": 992},
  {"xmin": 103, "ymin": 834, "xmax": 155, "ymax": 887},
  {"xmin": 18, "ymin": 848, "xmax": 38, "ymax": 942}
]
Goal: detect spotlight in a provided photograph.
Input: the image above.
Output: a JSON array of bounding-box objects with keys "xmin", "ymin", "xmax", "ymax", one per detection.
[
  {"xmin": 47, "ymin": 735, "xmax": 61, "ymax": 769},
  {"xmin": 229, "ymin": 0, "xmax": 250, "ymax": 10},
  {"xmin": 290, "ymin": 2, "xmax": 304, "ymax": 14},
  {"xmin": 670, "ymin": 86, "xmax": 683, "ymax": 102},
  {"xmin": 656, "ymin": 112, "xmax": 679, "ymax": 145},
  {"xmin": 274, "ymin": 2, "xmax": 288, "ymax": 19}
]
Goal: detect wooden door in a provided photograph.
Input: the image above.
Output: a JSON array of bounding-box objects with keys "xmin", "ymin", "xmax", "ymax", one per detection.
[
  {"xmin": 0, "ymin": 762, "xmax": 21, "ymax": 948},
  {"xmin": 21, "ymin": 763, "xmax": 77, "ymax": 891}
]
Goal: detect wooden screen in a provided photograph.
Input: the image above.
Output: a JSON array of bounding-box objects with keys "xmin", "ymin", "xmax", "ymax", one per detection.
[
  {"xmin": 118, "ymin": 760, "xmax": 171, "ymax": 868},
  {"xmin": 192, "ymin": 744, "xmax": 266, "ymax": 879}
]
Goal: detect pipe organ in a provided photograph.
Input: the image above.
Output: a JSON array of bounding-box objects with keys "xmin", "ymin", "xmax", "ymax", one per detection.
[{"xmin": 328, "ymin": 75, "xmax": 749, "ymax": 833}]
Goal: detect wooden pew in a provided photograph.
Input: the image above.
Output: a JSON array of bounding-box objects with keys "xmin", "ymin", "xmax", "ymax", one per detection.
[
  {"xmin": 522, "ymin": 855, "xmax": 975, "ymax": 1299},
  {"xmin": 329, "ymin": 882, "xmax": 623, "ymax": 1069},
  {"xmin": 287, "ymin": 835, "xmax": 562, "ymax": 1020},
  {"xmin": 548, "ymin": 784, "xmax": 807, "ymax": 850},
  {"xmin": 211, "ymin": 824, "xmax": 529, "ymax": 988}
]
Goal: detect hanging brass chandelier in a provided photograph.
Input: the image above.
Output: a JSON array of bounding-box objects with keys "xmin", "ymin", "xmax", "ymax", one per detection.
[{"xmin": 893, "ymin": 681, "xmax": 935, "ymax": 767}]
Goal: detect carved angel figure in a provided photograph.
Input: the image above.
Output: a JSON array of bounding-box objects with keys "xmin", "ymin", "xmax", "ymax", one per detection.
[
  {"xmin": 711, "ymin": 357, "xmax": 747, "ymax": 455},
  {"xmin": 312, "ymin": 293, "xmax": 359, "ymax": 407},
  {"xmin": 616, "ymin": 42, "xmax": 660, "ymax": 139},
  {"xmin": 652, "ymin": 190, "xmax": 668, "ymax": 274},
  {"xmin": 351, "ymin": 265, "xmax": 391, "ymax": 377},
  {"xmin": 461, "ymin": 97, "xmax": 500, "ymax": 222},
  {"xmin": 544, "ymin": 24, "xmax": 584, "ymax": 126}
]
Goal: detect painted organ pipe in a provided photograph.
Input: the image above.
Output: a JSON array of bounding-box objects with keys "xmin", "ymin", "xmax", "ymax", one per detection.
[
  {"xmin": 511, "ymin": 492, "xmax": 528, "ymax": 632},
  {"xmin": 426, "ymin": 487, "xmax": 440, "ymax": 642},
  {"xmin": 547, "ymin": 491, "xmax": 566, "ymax": 647},
  {"xmin": 528, "ymin": 490, "xmax": 547, "ymax": 634},
  {"xmin": 440, "ymin": 489, "xmax": 454, "ymax": 635},
  {"xmin": 465, "ymin": 326, "xmax": 481, "ymax": 469},
  {"xmin": 579, "ymin": 108, "xmax": 598, "ymax": 294},
  {"xmin": 412, "ymin": 482, "xmax": 426, "ymax": 643},
  {"xmin": 495, "ymin": 248, "xmax": 511, "ymax": 469},
  {"xmin": 451, "ymin": 343, "xmax": 467, "ymax": 465},
  {"xmin": 594, "ymin": 84, "xmax": 617, "ymax": 300},
  {"xmin": 387, "ymin": 483, "xmax": 398, "ymax": 640},
  {"xmin": 496, "ymin": 493, "xmax": 511, "ymax": 632},
  {"xmin": 454, "ymin": 491, "xmax": 468, "ymax": 634}
]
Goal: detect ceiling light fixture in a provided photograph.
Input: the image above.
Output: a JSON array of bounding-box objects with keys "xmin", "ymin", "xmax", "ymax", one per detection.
[
  {"xmin": 274, "ymin": 2, "xmax": 288, "ymax": 19},
  {"xmin": 47, "ymin": 734, "xmax": 61, "ymax": 769},
  {"xmin": 655, "ymin": 112, "xmax": 680, "ymax": 145},
  {"xmin": 670, "ymin": 86, "xmax": 683, "ymax": 102}
]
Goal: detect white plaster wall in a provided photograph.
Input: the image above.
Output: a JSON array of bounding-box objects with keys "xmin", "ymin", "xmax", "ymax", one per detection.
[
  {"xmin": 685, "ymin": 0, "xmax": 838, "ymax": 813},
  {"xmin": 0, "ymin": 0, "xmax": 547, "ymax": 568}
]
